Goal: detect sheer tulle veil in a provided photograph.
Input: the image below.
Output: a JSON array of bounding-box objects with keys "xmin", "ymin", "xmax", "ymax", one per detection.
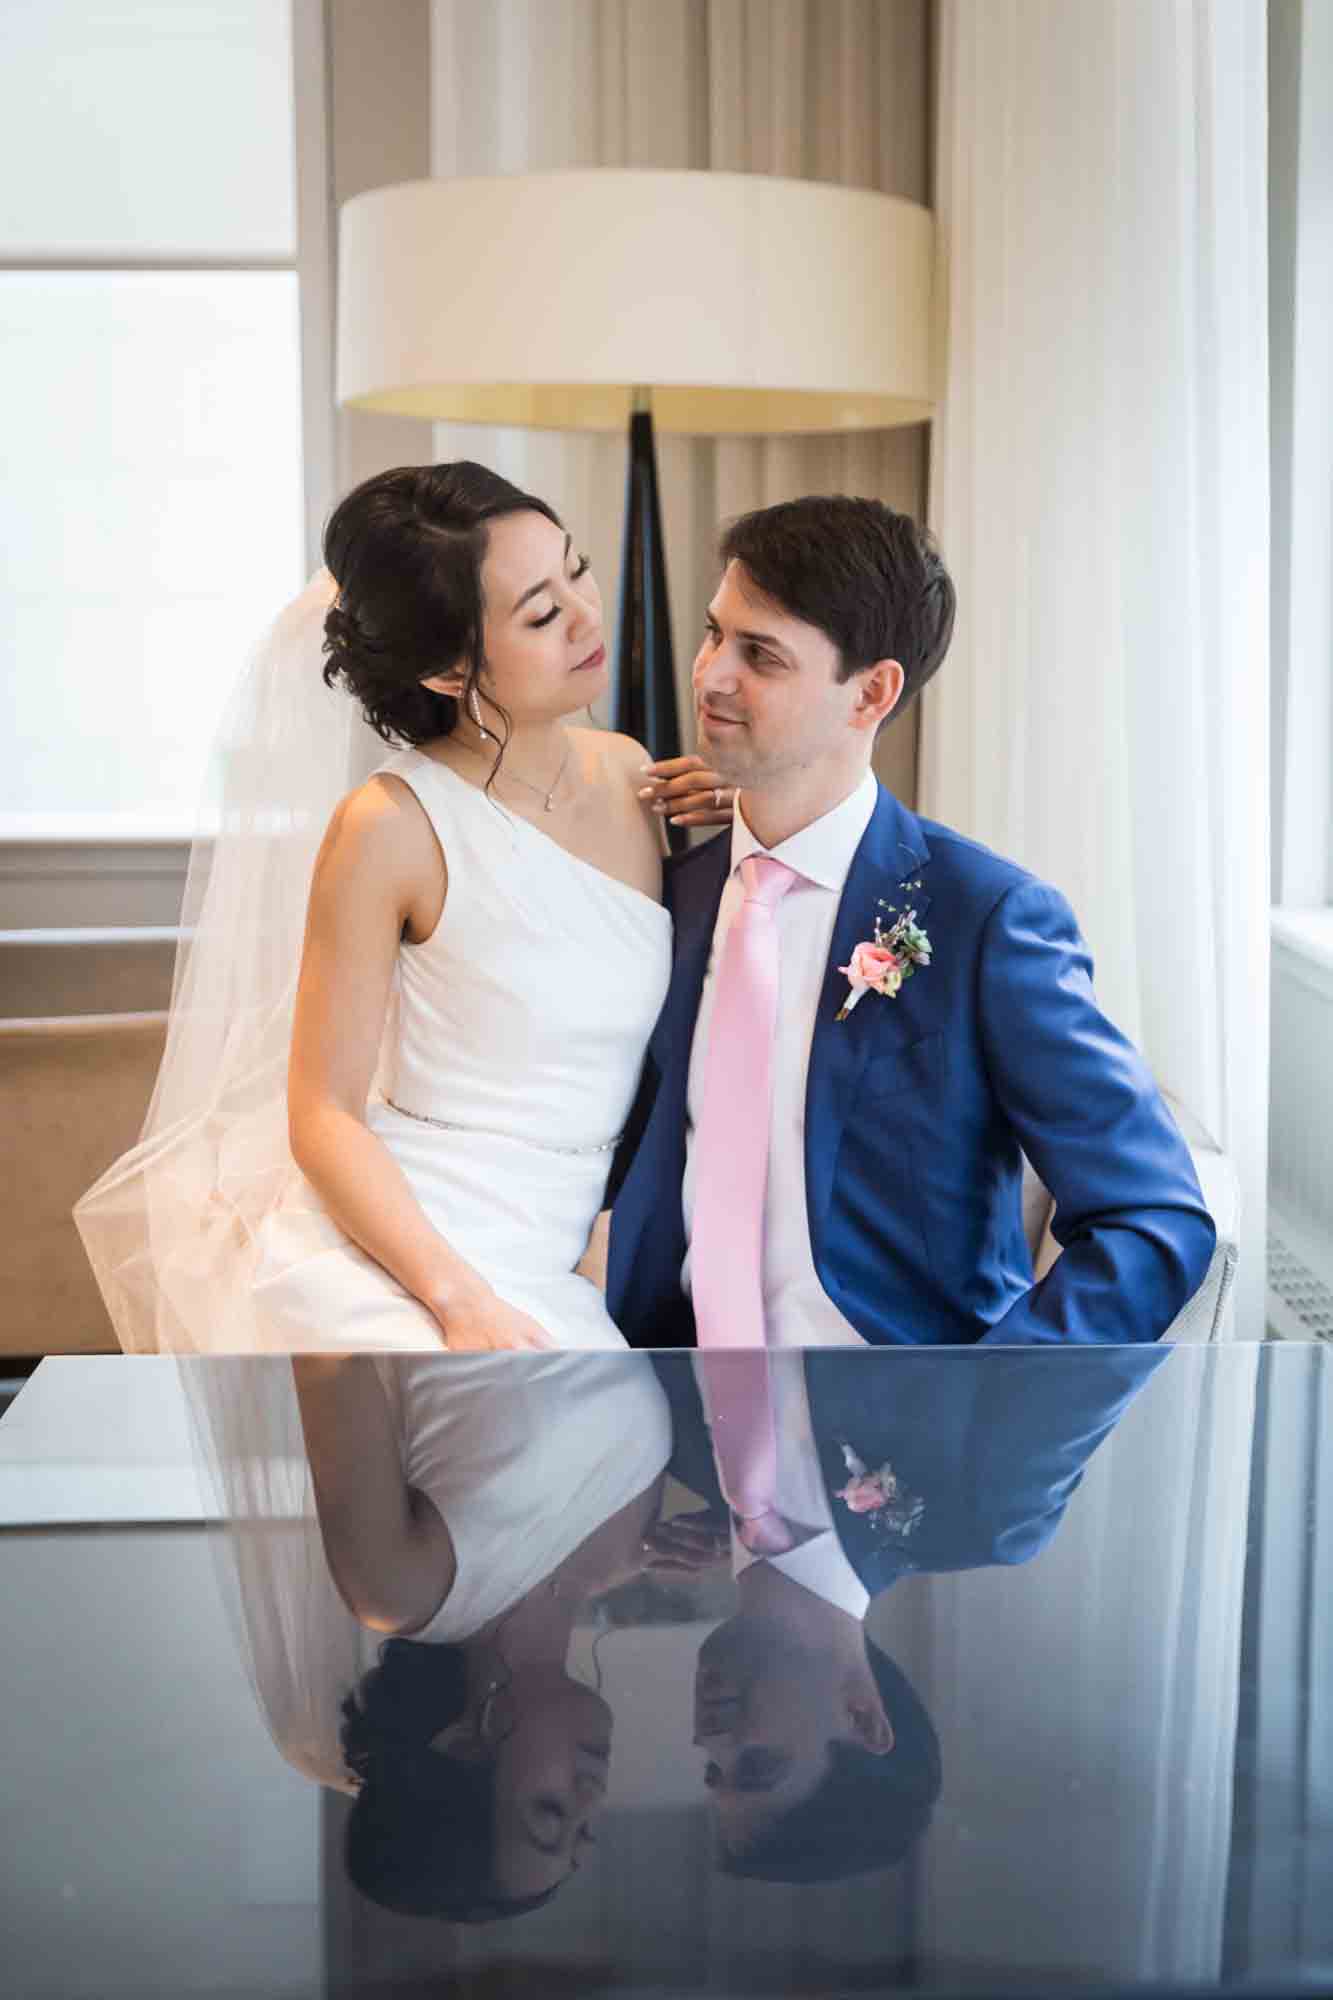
[
  {"xmin": 69, "ymin": 572, "xmax": 389, "ymax": 1780},
  {"xmin": 181, "ymin": 1352, "xmax": 371, "ymax": 1794},
  {"xmin": 74, "ymin": 570, "xmax": 388, "ymax": 1353}
]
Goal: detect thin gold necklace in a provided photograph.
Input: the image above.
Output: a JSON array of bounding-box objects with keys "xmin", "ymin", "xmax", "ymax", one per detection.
[{"xmin": 456, "ymin": 732, "xmax": 573, "ymax": 812}]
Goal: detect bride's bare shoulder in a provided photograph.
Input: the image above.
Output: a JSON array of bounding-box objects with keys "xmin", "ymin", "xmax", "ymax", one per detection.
[
  {"xmin": 570, "ymin": 724, "xmax": 650, "ymax": 787},
  {"xmin": 315, "ymin": 770, "xmax": 444, "ymax": 891},
  {"xmin": 592, "ymin": 725, "xmax": 650, "ymax": 765}
]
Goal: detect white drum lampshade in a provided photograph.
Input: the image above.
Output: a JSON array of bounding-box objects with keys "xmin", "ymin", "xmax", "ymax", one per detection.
[
  {"xmin": 335, "ymin": 168, "xmax": 936, "ymax": 780},
  {"xmin": 337, "ymin": 169, "xmax": 934, "ymax": 433}
]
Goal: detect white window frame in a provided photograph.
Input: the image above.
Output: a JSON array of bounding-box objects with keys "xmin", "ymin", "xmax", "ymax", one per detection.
[{"xmin": 0, "ymin": 0, "xmax": 334, "ymax": 934}]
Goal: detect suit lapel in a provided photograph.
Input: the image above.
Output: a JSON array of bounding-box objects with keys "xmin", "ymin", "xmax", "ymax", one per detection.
[
  {"xmin": 805, "ymin": 1352, "xmax": 963, "ymax": 1592},
  {"xmin": 811, "ymin": 1413, "xmax": 920, "ymax": 1592},
  {"xmin": 649, "ymin": 831, "xmax": 731, "ymax": 1073},
  {"xmin": 804, "ymin": 786, "xmax": 933, "ymax": 1263}
]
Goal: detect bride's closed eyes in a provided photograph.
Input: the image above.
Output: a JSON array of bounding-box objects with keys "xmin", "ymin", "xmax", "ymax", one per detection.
[
  {"xmin": 529, "ymin": 555, "xmax": 592, "ymax": 628},
  {"xmin": 526, "ymin": 1799, "xmax": 598, "ymax": 1861}
]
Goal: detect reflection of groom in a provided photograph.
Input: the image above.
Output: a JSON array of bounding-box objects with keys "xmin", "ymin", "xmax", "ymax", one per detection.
[
  {"xmin": 607, "ymin": 497, "xmax": 1215, "ymax": 1351},
  {"xmin": 648, "ymin": 1345, "xmax": 1166, "ymax": 1880}
]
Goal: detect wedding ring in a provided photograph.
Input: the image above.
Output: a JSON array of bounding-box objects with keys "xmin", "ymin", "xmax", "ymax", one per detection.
[{"xmin": 714, "ymin": 787, "xmax": 723, "ymax": 809}]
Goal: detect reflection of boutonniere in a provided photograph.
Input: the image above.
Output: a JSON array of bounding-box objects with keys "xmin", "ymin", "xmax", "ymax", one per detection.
[
  {"xmin": 835, "ymin": 883, "xmax": 931, "ymax": 1021},
  {"xmin": 834, "ymin": 1441, "xmax": 925, "ymax": 1538}
]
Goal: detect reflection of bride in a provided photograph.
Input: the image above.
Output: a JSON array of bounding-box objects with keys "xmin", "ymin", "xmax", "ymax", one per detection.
[{"xmin": 188, "ymin": 1351, "xmax": 675, "ymax": 1921}]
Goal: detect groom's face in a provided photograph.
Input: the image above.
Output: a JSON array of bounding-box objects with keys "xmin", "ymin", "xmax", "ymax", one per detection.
[
  {"xmin": 694, "ymin": 1618, "xmax": 844, "ymax": 1837},
  {"xmin": 694, "ymin": 1615, "xmax": 890, "ymax": 1849},
  {"xmin": 693, "ymin": 562, "xmax": 870, "ymax": 788}
]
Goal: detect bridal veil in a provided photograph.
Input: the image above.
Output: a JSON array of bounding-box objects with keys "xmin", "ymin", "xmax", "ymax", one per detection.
[{"xmin": 74, "ymin": 571, "xmax": 387, "ymax": 1353}]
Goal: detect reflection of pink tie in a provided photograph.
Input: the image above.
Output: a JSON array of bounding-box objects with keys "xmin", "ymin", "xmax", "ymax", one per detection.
[
  {"xmin": 692, "ymin": 852, "xmax": 799, "ymax": 1350},
  {"xmin": 700, "ymin": 1350, "xmax": 796, "ymax": 1554}
]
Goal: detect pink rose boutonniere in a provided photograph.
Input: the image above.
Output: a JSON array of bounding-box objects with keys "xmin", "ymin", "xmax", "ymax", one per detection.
[
  {"xmin": 836, "ymin": 887, "xmax": 931, "ymax": 1021},
  {"xmin": 834, "ymin": 1442, "xmax": 925, "ymax": 1539}
]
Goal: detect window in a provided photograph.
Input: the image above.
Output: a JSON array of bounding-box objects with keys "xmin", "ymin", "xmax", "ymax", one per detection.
[{"xmin": 0, "ymin": 2, "xmax": 305, "ymax": 837}]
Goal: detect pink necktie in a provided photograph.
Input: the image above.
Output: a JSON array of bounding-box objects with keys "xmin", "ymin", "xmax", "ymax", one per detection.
[
  {"xmin": 692, "ymin": 853, "xmax": 799, "ymax": 1556},
  {"xmin": 700, "ymin": 1350, "xmax": 797, "ymax": 1555},
  {"xmin": 691, "ymin": 852, "xmax": 799, "ymax": 1350}
]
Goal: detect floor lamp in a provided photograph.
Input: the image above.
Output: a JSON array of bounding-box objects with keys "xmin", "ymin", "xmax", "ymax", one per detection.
[{"xmin": 336, "ymin": 169, "xmax": 934, "ymax": 842}]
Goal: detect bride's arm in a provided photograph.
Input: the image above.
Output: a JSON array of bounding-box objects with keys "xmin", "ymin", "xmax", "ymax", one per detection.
[
  {"xmin": 288, "ymin": 777, "xmax": 551, "ymax": 1350},
  {"xmin": 575, "ymin": 1208, "xmax": 609, "ymax": 1288},
  {"xmin": 291, "ymin": 1356, "xmax": 454, "ymax": 1634}
]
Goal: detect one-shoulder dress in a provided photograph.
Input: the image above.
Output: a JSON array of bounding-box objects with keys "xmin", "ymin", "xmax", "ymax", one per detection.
[{"xmin": 251, "ymin": 751, "xmax": 672, "ymax": 1350}]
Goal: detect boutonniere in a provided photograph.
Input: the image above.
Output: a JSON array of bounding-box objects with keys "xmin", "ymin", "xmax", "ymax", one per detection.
[
  {"xmin": 834, "ymin": 1442, "xmax": 925, "ymax": 1539},
  {"xmin": 835, "ymin": 882, "xmax": 931, "ymax": 1021}
]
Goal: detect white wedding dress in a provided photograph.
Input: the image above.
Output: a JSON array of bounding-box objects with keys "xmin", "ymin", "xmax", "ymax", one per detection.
[
  {"xmin": 249, "ymin": 751, "xmax": 673, "ymax": 1351},
  {"xmin": 174, "ymin": 1352, "xmax": 673, "ymax": 1792},
  {"xmin": 387, "ymin": 1351, "xmax": 673, "ymax": 1639}
]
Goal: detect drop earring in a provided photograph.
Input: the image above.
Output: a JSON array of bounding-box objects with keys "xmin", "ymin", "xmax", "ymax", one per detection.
[
  {"xmin": 469, "ymin": 686, "xmax": 491, "ymax": 742},
  {"xmin": 477, "ymin": 1676, "xmax": 504, "ymax": 1743}
]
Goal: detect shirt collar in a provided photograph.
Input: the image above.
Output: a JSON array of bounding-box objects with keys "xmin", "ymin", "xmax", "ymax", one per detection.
[
  {"xmin": 729, "ymin": 770, "xmax": 879, "ymax": 893},
  {"xmin": 731, "ymin": 1524, "xmax": 871, "ymax": 1620}
]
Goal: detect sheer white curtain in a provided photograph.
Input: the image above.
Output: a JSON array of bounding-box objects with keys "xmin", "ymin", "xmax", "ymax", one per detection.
[
  {"xmin": 1235, "ymin": 1345, "xmax": 1333, "ymax": 1978},
  {"xmin": 1270, "ymin": 0, "xmax": 1333, "ymax": 911},
  {"xmin": 179, "ymin": 1355, "xmax": 372, "ymax": 1793},
  {"xmin": 924, "ymin": 0, "xmax": 1270, "ymax": 1326},
  {"xmin": 1267, "ymin": 0, "xmax": 1333, "ymax": 1273},
  {"xmin": 428, "ymin": 0, "xmax": 929, "ymax": 801},
  {"xmin": 893, "ymin": 1347, "xmax": 1259, "ymax": 1985}
]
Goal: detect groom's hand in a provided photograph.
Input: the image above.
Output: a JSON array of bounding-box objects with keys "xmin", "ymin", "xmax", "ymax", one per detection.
[
  {"xmin": 641, "ymin": 1506, "xmax": 732, "ymax": 1572},
  {"xmin": 639, "ymin": 755, "xmax": 736, "ymax": 828}
]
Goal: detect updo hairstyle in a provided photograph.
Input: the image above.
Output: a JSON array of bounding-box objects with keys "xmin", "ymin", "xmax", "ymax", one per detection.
[
  {"xmin": 340, "ymin": 1638, "xmax": 556, "ymax": 1923},
  {"xmin": 321, "ymin": 461, "xmax": 563, "ymax": 747}
]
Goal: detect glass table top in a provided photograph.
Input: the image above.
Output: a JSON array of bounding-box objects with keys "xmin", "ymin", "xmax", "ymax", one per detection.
[{"xmin": 0, "ymin": 1343, "xmax": 1329, "ymax": 1999}]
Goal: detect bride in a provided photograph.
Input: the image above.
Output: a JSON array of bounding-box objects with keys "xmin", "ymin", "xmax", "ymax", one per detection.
[
  {"xmin": 294, "ymin": 1351, "xmax": 684, "ymax": 1918},
  {"xmin": 74, "ymin": 462, "xmax": 731, "ymax": 1352},
  {"xmin": 180, "ymin": 1349, "xmax": 725, "ymax": 1922}
]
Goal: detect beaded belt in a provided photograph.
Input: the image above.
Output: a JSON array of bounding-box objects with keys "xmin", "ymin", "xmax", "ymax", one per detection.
[{"xmin": 384, "ymin": 1096, "xmax": 623, "ymax": 1157}]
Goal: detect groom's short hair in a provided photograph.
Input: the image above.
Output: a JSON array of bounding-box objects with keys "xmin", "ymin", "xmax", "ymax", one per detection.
[{"xmin": 719, "ymin": 496, "xmax": 956, "ymax": 711}]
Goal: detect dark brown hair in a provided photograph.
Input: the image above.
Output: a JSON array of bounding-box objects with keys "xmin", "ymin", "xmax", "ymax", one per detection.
[
  {"xmin": 341, "ymin": 1640, "xmax": 557, "ymax": 1924},
  {"xmin": 321, "ymin": 461, "xmax": 562, "ymax": 747},
  {"xmin": 719, "ymin": 494, "xmax": 956, "ymax": 710}
]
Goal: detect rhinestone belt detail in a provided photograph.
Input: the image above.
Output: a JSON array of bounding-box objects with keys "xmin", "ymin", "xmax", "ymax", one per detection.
[{"xmin": 384, "ymin": 1097, "xmax": 623, "ymax": 1157}]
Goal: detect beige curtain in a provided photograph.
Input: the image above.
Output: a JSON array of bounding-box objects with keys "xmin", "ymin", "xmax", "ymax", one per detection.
[{"xmin": 429, "ymin": 0, "xmax": 930, "ymax": 801}]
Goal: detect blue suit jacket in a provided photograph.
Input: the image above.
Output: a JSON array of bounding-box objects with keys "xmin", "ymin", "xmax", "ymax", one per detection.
[
  {"xmin": 607, "ymin": 784, "xmax": 1215, "ymax": 1348},
  {"xmin": 651, "ymin": 1346, "xmax": 1169, "ymax": 1599}
]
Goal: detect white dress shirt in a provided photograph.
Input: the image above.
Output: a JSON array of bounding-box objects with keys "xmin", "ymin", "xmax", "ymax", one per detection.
[
  {"xmin": 681, "ymin": 770, "xmax": 878, "ymax": 1348},
  {"xmin": 693, "ymin": 1350, "xmax": 869, "ymax": 1617}
]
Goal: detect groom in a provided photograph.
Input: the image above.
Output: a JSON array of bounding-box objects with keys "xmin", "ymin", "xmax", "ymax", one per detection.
[
  {"xmin": 607, "ymin": 496, "xmax": 1215, "ymax": 1349},
  {"xmin": 646, "ymin": 1344, "xmax": 1166, "ymax": 1879}
]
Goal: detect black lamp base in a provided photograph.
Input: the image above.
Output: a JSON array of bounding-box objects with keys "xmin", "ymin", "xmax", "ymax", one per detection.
[{"xmin": 612, "ymin": 406, "xmax": 686, "ymax": 855}]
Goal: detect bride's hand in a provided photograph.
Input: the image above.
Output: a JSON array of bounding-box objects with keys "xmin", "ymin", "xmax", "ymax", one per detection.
[
  {"xmin": 432, "ymin": 1288, "xmax": 555, "ymax": 1351},
  {"xmin": 638, "ymin": 755, "xmax": 736, "ymax": 828}
]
